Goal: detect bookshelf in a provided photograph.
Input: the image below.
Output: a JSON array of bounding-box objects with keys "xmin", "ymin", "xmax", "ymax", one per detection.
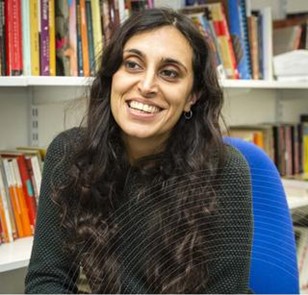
[
  {"xmin": 0, "ymin": 237, "xmax": 33, "ymax": 273},
  {"xmin": 0, "ymin": 0, "xmax": 308, "ymax": 293}
]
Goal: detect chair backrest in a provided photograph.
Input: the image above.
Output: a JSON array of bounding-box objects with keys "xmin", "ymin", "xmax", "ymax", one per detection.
[{"xmin": 224, "ymin": 137, "xmax": 299, "ymax": 294}]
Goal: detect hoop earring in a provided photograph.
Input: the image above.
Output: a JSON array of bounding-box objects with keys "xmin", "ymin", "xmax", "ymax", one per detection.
[{"xmin": 184, "ymin": 110, "xmax": 193, "ymax": 120}]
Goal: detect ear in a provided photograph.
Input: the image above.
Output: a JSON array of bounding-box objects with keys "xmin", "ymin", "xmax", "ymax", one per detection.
[{"xmin": 184, "ymin": 93, "xmax": 198, "ymax": 112}]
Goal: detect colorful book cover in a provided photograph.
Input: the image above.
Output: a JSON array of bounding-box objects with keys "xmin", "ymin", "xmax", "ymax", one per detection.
[
  {"xmin": 30, "ymin": 0, "xmax": 40, "ymax": 76},
  {"xmin": 91, "ymin": 0, "xmax": 103, "ymax": 70},
  {"xmin": 0, "ymin": 0, "xmax": 5, "ymax": 76},
  {"xmin": 0, "ymin": 159, "xmax": 14, "ymax": 243},
  {"xmin": 55, "ymin": 0, "xmax": 70, "ymax": 76},
  {"xmin": 85, "ymin": 0, "xmax": 95, "ymax": 76},
  {"xmin": 207, "ymin": 2, "xmax": 239, "ymax": 79},
  {"xmin": 49, "ymin": 0, "xmax": 56, "ymax": 76},
  {"xmin": 8, "ymin": 0, "xmax": 23, "ymax": 75},
  {"xmin": 76, "ymin": 0, "xmax": 84, "ymax": 76},
  {"xmin": 227, "ymin": 0, "xmax": 251, "ymax": 79},
  {"xmin": 80, "ymin": 0, "xmax": 89, "ymax": 76},
  {"xmin": 68, "ymin": 0, "xmax": 77, "ymax": 76},
  {"xmin": 40, "ymin": 0, "xmax": 50, "ymax": 75},
  {"xmin": 21, "ymin": 0, "xmax": 31, "ymax": 76}
]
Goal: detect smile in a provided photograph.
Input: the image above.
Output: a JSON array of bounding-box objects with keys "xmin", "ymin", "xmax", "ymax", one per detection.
[{"xmin": 128, "ymin": 101, "xmax": 161, "ymax": 114}]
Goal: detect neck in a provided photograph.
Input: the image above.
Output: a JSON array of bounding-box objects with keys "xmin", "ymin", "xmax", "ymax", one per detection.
[{"xmin": 122, "ymin": 135, "xmax": 167, "ymax": 164}]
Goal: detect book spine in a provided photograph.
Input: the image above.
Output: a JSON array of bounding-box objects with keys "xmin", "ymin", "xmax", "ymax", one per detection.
[
  {"xmin": 91, "ymin": 0, "xmax": 103, "ymax": 70},
  {"xmin": 11, "ymin": 159, "xmax": 32, "ymax": 236},
  {"xmin": 0, "ymin": 0, "xmax": 6, "ymax": 76},
  {"xmin": 25, "ymin": 157, "xmax": 39, "ymax": 204},
  {"xmin": 68, "ymin": 0, "xmax": 77, "ymax": 76},
  {"xmin": 4, "ymin": 0, "xmax": 12, "ymax": 76},
  {"xmin": 0, "ymin": 158, "xmax": 16, "ymax": 241},
  {"xmin": 85, "ymin": 0, "xmax": 95, "ymax": 76},
  {"xmin": 30, "ymin": 0, "xmax": 40, "ymax": 76},
  {"xmin": 101, "ymin": 0, "xmax": 111, "ymax": 43},
  {"xmin": 80, "ymin": 0, "xmax": 89, "ymax": 77},
  {"xmin": 302, "ymin": 122, "xmax": 308, "ymax": 175},
  {"xmin": 247, "ymin": 15, "xmax": 259, "ymax": 79},
  {"xmin": 3, "ymin": 159, "xmax": 24, "ymax": 238},
  {"xmin": 76, "ymin": 0, "xmax": 84, "ymax": 76},
  {"xmin": 48, "ymin": 0, "xmax": 55, "ymax": 76},
  {"xmin": 17, "ymin": 156, "xmax": 37, "ymax": 231},
  {"xmin": 21, "ymin": 0, "xmax": 31, "ymax": 76},
  {"xmin": 30, "ymin": 156, "xmax": 42, "ymax": 197},
  {"xmin": 210, "ymin": 3, "xmax": 239, "ymax": 79},
  {"xmin": 260, "ymin": 7, "xmax": 273, "ymax": 81},
  {"xmin": 0, "ymin": 164, "xmax": 12, "ymax": 243},
  {"xmin": 11, "ymin": 0, "xmax": 23, "ymax": 75},
  {"xmin": 40, "ymin": 0, "xmax": 49, "ymax": 75}
]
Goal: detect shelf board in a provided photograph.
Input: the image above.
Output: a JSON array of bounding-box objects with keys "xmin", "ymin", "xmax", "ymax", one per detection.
[
  {"xmin": 220, "ymin": 79, "xmax": 308, "ymax": 89},
  {"xmin": 282, "ymin": 178, "xmax": 308, "ymax": 211},
  {"xmin": 0, "ymin": 237, "xmax": 33, "ymax": 273},
  {"xmin": 0, "ymin": 76, "xmax": 93, "ymax": 87},
  {"xmin": 0, "ymin": 76, "xmax": 308, "ymax": 89}
]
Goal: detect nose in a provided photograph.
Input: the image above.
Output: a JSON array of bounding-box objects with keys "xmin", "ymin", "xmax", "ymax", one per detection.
[{"xmin": 137, "ymin": 69, "xmax": 158, "ymax": 98}]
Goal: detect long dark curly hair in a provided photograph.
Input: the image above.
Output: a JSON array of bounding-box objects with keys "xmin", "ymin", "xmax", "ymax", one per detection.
[{"xmin": 54, "ymin": 7, "xmax": 226, "ymax": 293}]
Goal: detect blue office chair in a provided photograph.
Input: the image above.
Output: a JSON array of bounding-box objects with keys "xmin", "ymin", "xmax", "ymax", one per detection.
[{"xmin": 224, "ymin": 137, "xmax": 299, "ymax": 294}]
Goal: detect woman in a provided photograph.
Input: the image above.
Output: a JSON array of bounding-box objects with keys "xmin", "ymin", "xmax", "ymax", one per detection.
[{"xmin": 25, "ymin": 8, "xmax": 253, "ymax": 294}]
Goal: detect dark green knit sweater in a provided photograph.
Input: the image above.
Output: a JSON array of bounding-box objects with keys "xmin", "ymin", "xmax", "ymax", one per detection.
[{"xmin": 25, "ymin": 128, "xmax": 253, "ymax": 294}]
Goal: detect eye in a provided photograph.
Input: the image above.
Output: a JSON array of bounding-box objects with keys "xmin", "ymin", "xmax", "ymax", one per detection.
[
  {"xmin": 124, "ymin": 60, "xmax": 142, "ymax": 72},
  {"xmin": 160, "ymin": 69, "xmax": 179, "ymax": 80}
]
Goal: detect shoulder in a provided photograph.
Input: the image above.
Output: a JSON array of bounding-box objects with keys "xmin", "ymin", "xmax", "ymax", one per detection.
[
  {"xmin": 223, "ymin": 143, "xmax": 250, "ymax": 174},
  {"xmin": 43, "ymin": 127, "xmax": 85, "ymax": 184},
  {"xmin": 45, "ymin": 127, "xmax": 85, "ymax": 163}
]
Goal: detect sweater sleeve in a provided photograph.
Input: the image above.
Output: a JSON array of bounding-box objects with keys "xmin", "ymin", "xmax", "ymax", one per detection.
[
  {"xmin": 203, "ymin": 145, "xmax": 253, "ymax": 294},
  {"xmin": 25, "ymin": 129, "xmax": 81, "ymax": 294}
]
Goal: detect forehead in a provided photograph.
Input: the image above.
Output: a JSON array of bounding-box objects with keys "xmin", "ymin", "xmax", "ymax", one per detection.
[{"xmin": 123, "ymin": 26, "xmax": 194, "ymax": 64}]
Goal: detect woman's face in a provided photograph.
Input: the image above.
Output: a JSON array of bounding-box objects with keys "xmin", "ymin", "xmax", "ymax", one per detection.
[{"xmin": 110, "ymin": 25, "xmax": 196, "ymax": 149}]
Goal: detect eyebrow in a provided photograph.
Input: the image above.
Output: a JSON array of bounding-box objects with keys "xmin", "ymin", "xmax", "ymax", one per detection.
[{"xmin": 123, "ymin": 48, "xmax": 188, "ymax": 73}]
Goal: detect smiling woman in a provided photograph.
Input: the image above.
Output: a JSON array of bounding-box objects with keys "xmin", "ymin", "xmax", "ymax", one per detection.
[
  {"xmin": 111, "ymin": 26, "xmax": 196, "ymax": 161},
  {"xmin": 25, "ymin": 7, "xmax": 253, "ymax": 294}
]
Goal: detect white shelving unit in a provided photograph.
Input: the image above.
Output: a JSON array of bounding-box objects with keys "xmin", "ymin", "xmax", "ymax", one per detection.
[{"xmin": 0, "ymin": 237, "xmax": 33, "ymax": 273}]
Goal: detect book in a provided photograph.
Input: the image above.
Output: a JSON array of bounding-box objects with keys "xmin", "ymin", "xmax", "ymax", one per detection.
[
  {"xmin": 21, "ymin": 0, "xmax": 31, "ymax": 76},
  {"xmin": 68, "ymin": 0, "xmax": 77, "ymax": 76},
  {"xmin": 5, "ymin": 0, "xmax": 23, "ymax": 76},
  {"xmin": 273, "ymin": 50, "xmax": 308, "ymax": 78},
  {"xmin": 188, "ymin": 11, "xmax": 225, "ymax": 79},
  {"xmin": 76, "ymin": 0, "xmax": 84, "ymax": 76},
  {"xmin": 301, "ymin": 115, "xmax": 308, "ymax": 177},
  {"xmin": 0, "ymin": 0, "xmax": 6, "ymax": 76},
  {"xmin": 40, "ymin": 0, "xmax": 50, "ymax": 76},
  {"xmin": 0, "ymin": 158, "xmax": 15, "ymax": 243},
  {"xmin": 49, "ymin": 0, "xmax": 56, "ymax": 76},
  {"xmin": 227, "ymin": 0, "xmax": 251, "ymax": 79},
  {"xmin": 247, "ymin": 14, "xmax": 259, "ymax": 79},
  {"xmin": 55, "ymin": 0, "xmax": 70, "ymax": 76},
  {"xmin": 0, "ymin": 151, "xmax": 37, "ymax": 231},
  {"xmin": 273, "ymin": 25, "xmax": 302, "ymax": 56},
  {"xmin": 80, "ymin": 0, "xmax": 90, "ymax": 77},
  {"xmin": 206, "ymin": 2, "xmax": 239, "ymax": 79},
  {"xmin": 91, "ymin": 0, "xmax": 103, "ymax": 71},
  {"xmin": 85, "ymin": 0, "xmax": 95, "ymax": 76},
  {"xmin": 29, "ymin": 0, "xmax": 40, "ymax": 76},
  {"xmin": 2, "ymin": 158, "xmax": 26, "ymax": 238},
  {"xmin": 259, "ymin": 7, "xmax": 273, "ymax": 81}
]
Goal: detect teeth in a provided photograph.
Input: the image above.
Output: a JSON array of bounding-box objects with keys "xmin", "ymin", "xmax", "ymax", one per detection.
[{"xmin": 129, "ymin": 101, "xmax": 160, "ymax": 113}]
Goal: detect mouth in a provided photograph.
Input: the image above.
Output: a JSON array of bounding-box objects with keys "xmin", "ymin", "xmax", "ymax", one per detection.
[{"xmin": 127, "ymin": 100, "xmax": 162, "ymax": 114}]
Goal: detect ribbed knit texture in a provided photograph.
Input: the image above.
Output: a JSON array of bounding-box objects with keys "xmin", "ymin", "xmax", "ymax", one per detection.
[{"xmin": 25, "ymin": 128, "xmax": 253, "ymax": 294}]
